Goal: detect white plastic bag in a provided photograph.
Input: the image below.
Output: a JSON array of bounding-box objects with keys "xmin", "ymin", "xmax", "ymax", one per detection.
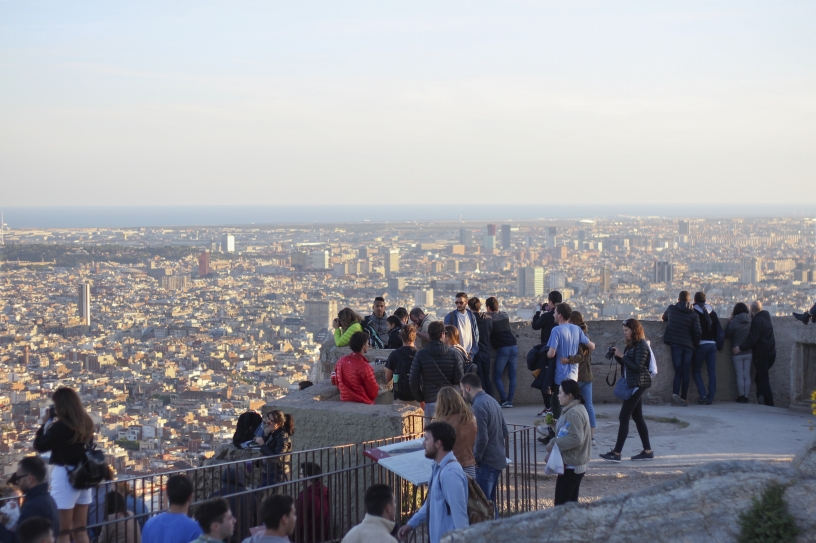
[
  {"xmin": 544, "ymin": 443, "xmax": 565, "ymax": 475},
  {"xmin": 646, "ymin": 340, "xmax": 658, "ymax": 378}
]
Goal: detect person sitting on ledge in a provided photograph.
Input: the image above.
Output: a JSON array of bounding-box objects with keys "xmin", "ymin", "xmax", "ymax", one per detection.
[{"xmin": 334, "ymin": 332, "xmax": 379, "ymax": 404}]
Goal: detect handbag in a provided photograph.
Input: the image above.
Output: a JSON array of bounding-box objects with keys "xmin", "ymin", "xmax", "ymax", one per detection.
[
  {"xmin": 613, "ymin": 371, "xmax": 635, "ymax": 401},
  {"xmin": 544, "ymin": 443, "xmax": 565, "ymax": 475},
  {"xmin": 68, "ymin": 442, "xmax": 113, "ymax": 490}
]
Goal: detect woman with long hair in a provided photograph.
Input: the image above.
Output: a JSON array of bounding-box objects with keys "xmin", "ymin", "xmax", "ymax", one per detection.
[
  {"xmin": 433, "ymin": 387, "xmax": 477, "ymax": 478},
  {"xmin": 565, "ymin": 312, "xmax": 596, "ymax": 446},
  {"xmin": 546, "ymin": 379, "xmax": 591, "ymax": 505},
  {"xmin": 33, "ymin": 387, "xmax": 96, "ymax": 543},
  {"xmin": 725, "ymin": 302, "xmax": 753, "ymax": 403},
  {"xmin": 333, "ymin": 308, "xmax": 364, "ymax": 347},
  {"xmin": 444, "ymin": 325, "xmax": 472, "ymax": 373},
  {"xmin": 98, "ymin": 491, "xmax": 141, "ymax": 543},
  {"xmin": 255, "ymin": 410, "xmax": 295, "ymax": 485},
  {"xmin": 600, "ymin": 319, "xmax": 654, "ymax": 463}
]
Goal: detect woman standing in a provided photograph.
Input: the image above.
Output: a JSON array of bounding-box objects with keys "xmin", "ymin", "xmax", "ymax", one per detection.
[
  {"xmin": 255, "ymin": 410, "xmax": 294, "ymax": 485},
  {"xmin": 33, "ymin": 387, "xmax": 95, "ymax": 543},
  {"xmin": 444, "ymin": 325, "xmax": 472, "ymax": 372},
  {"xmin": 333, "ymin": 308, "xmax": 363, "ymax": 348},
  {"xmin": 546, "ymin": 379, "xmax": 591, "ymax": 505},
  {"xmin": 725, "ymin": 303, "xmax": 753, "ymax": 403},
  {"xmin": 564, "ymin": 312, "xmax": 596, "ymax": 447},
  {"xmin": 433, "ymin": 387, "xmax": 478, "ymax": 478},
  {"xmin": 600, "ymin": 319, "xmax": 654, "ymax": 463},
  {"xmin": 98, "ymin": 491, "xmax": 141, "ymax": 543}
]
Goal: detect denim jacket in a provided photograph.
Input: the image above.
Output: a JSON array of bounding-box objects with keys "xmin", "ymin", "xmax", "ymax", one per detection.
[{"xmin": 407, "ymin": 451, "xmax": 469, "ymax": 543}]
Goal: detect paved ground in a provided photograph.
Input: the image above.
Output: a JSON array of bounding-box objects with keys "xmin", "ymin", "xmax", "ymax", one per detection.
[{"xmin": 502, "ymin": 400, "xmax": 813, "ymax": 477}]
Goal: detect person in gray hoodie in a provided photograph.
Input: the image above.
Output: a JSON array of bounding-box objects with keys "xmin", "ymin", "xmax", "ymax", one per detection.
[
  {"xmin": 546, "ymin": 379, "xmax": 591, "ymax": 505},
  {"xmin": 241, "ymin": 495, "xmax": 296, "ymax": 543},
  {"xmin": 725, "ymin": 303, "xmax": 753, "ymax": 403},
  {"xmin": 662, "ymin": 291, "xmax": 702, "ymax": 406}
]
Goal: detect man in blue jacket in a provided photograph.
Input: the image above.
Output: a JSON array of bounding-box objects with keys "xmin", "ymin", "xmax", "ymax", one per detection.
[
  {"xmin": 0, "ymin": 457, "xmax": 60, "ymax": 543},
  {"xmin": 443, "ymin": 292, "xmax": 479, "ymax": 358},
  {"xmin": 398, "ymin": 422, "xmax": 469, "ymax": 543}
]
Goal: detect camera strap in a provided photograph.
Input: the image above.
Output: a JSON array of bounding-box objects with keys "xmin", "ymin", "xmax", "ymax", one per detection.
[{"xmin": 605, "ymin": 358, "xmax": 618, "ymax": 386}]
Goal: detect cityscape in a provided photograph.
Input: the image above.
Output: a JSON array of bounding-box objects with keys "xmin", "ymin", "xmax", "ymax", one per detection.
[{"xmin": 1, "ymin": 214, "xmax": 814, "ymax": 478}]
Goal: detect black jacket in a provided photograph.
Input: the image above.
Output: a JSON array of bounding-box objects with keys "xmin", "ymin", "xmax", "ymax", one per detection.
[
  {"xmin": 0, "ymin": 484, "xmax": 60, "ymax": 543},
  {"xmin": 693, "ymin": 303, "xmax": 720, "ymax": 342},
  {"xmin": 617, "ymin": 340, "xmax": 651, "ymax": 389},
  {"xmin": 386, "ymin": 327, "xmax": 403, "ymax": 350},
  {"xmin": 662, "ymin": 302, "xmax": 702, "ymax": 350},
  {"xmin": 261, "ymin": 428, "xmax": 292, "ymax": 482},
  {"xmin": 33, "ymin": 419, "xmax": 89, "ymax": 466},
  {"xmin": 739, "ymin": 310, "xmax": 775, "ymax": 360},
  {"xmin": 410, "ymin": 340, "xmax": 464, "ymax": 404},
  {"xmin": 489, "ymin": 311, "xmax": 517, "ymax": 349},
  {"xmin": 473, "ymin": 312, "xmax": 493, "ymax": 352},
  {"xmin": 531, "ymin": 309, "xmax": 556, "ymax": 345}
]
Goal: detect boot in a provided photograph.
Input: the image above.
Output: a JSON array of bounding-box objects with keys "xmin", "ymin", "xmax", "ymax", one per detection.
[{"xmin": 793, "ymin": 312, "xmax": 810, "ymax": 325}]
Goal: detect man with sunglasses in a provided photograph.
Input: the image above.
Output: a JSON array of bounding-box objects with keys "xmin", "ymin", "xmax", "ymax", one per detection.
[
  {"xmin": 443, "ymin": 293, "xmax": 480, "ymax": 359},
  {"xmin": 0, "ymin": 456, "xmax": 60, "ymax": 543}
]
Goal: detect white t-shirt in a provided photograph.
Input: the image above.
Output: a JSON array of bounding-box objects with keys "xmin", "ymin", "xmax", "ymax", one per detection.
[{"xmin": 457, "ymin": 311, "xmax": 473, "ymax": 354}]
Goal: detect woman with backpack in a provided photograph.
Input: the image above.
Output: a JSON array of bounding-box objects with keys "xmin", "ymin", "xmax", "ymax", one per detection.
[
  {"xmin": 433, "ymin": 387, "xmax": 478, "ymax": 478},
  {"xmin": 33, "ymin": 387, "xmax": 95, "ymax": 543},
  {"xmin": 255, "ymin": 410, "xmax": 294, "ymax": 486},
  {"xmin": 332, "ymin": 308, "xmax": 363, "ymax": 348},
  {"xmin": 384, "ymin": 325, "xmax": 419, "ymax": 406}
]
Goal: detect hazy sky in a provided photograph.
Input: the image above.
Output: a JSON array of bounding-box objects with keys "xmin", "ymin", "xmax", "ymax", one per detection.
[{"xmin": 1, "ymin": 1, "xmax": 814, "ymax": 207}]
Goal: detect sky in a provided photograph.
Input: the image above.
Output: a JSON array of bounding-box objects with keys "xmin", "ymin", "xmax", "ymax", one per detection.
[{"xmin": 1, "ymin": 1, "xmax": 815, "ymax": 208}]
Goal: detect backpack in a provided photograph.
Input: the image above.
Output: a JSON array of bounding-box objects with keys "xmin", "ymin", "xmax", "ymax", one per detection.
[
  {"xmin": 361, "ymin": 318, "xmax": 385, "ymax": 349},
  {"xmin": 68, "ymin": 442, "xmax": 113, "ymax": 490},
  {"xmin": 444, "ymin": 475, "xmax": 494, "ymax": 525},
  {"xmin": 233, "ymin": 411, "xmax": 262, "ymax": 447},
  {"xmin": 392, "ymin": 348, "xmax": 417, "ymax": 402}
]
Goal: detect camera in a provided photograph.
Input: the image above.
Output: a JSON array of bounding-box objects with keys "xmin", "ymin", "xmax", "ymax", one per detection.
[{"xmin": 605, "ymin": 346, "xmax": 617, "ymax": 360}]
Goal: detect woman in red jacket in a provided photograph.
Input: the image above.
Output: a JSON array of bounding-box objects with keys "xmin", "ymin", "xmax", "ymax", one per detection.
[{"xmin": 335, "ymin": 332, "xmax": 379, "ymax": 404}]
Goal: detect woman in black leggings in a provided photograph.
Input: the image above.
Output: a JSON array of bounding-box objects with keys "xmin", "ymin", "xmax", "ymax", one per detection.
[{"xmin": 600, "ymin": 318, "xmax": 655, "ymax": 462}]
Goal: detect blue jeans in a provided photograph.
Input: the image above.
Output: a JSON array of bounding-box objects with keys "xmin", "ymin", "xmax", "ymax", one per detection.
[
  {"xmin": 473, "ymin": 349, "xmax": 493, "ymax": 397},
  {"xmin": 670, "ymin": 345, "xmax": 693, "ymax": 399},
  {"xmin": 692, "ymin": 342, "xmax": 717, "ymax": 400},
  {"xmin": 578, "ymin": 381, "xmax": 595, "ymax": 428},
  {"xmin": 493, "ymin": 345, "xmax": 518, "ymax": 403},
  {"xmin": 475, "ymin": 464, "xmax": 500, "ymax": 518}
]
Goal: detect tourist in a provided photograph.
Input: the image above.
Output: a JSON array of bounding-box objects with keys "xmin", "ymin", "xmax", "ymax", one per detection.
[
  {"xmin": 433, "ymin": 387, "xmax": 478, "ymax": 478},
  {"xmin": 691, "ymin": 292, "xmax": 722, "ymax": 405},
  {"xmin": 385, "ymin": 316, "xmax": 403, "ymax": 349},
  {"xmin": 16, "ymin": 518, "xmax": 54, "ymax": 543},
  {"xmin": 340, "ymin": 485, "xmax": 397, "ymax": 543},
  {"xmin": 332, "ymin": 308, "xmax": 363, "ymax": 348},
  {"xmin": 467, "ymin": 297, "xmax": 494, "ymax": 397},
  {"xmin": 443, "ymin": 292, "xmax": 480, "ymax": 359},
  {"xmin": 546, "ymin": 380, "xmax": 591, "ymax": 505},
  {"xmin": 410, "ymin": 321, "xmax": 464, "ymax": 420},
  {"xmin": 600, "ymin": 319, "xmax": 654, "ymax": 463},
  {"xmin": 240, "ymin": 495, "xmax": 296, "ymax": 543},
  {"xmin": 364, "ymin": 297, "xmax": 389, "ymax": 346},
  {"xmin": 531, "ymin": 291, "xmax": 562, "ymax": 415},
  {"xmin": 546, "ymin": 303, "xmax": 595, "ymax": 421},
  {"xmin": 408, "ymin": 308, "xmax": 437, "ymax": 350},
  {"xmin": 734, "ymin": 301, "xmax": 776, "ymax": 406},
  {"xmin": 294, "ymin": 463, "xmax": 330, "ymax": 543},
  {"xmin": 97, "ymin": 491, "xmax": 142, "ymax": 543},
  {"xmin": 397, "ymin": 423, "xmax": 469, "ymax": 543},
  {"xmin": 0, "ymin": 457, "xmax": 59, "ymax": 543},
  {"xmin": 33, "ymin": 387, "xmax": 96, "ymax": 543},
  {"xmin": 443, "ymin": 325, "xmax": 471, "ymax": 369},
  {"xmin": 141, "ymin": 475, "xmax": 202, "ymax": 543},
  {"xmin": 332, "ymin": 332, "xmax": 379, "ymax": 405},
  {"xmin": 393, "ymin": 307, "xmax": 410, "ymax": 326},
  {"xmin": 792, "ymin": 302, "xmax": 816, "ymax": 325},
  {"xmin": 384, "ymin": 325, "xmax": 419, "ymax": 406},
  {"xmin": 662, "ymin": 291, "xmax": 702, "ymax": 407},
  {"xmin": 255, "ymin": 411, "xmax": 295, "ymax": 485},
  {"xmin": 460, "ymin": 373, "xmax": 508, "ymax": 516},
  {"xmin": 485, "ymin": 297, "xmax": 518, "ymax": 408},
  {"xmin": 725, "ymin": 302, "xmax": 753, "ymax": 403},
  {"xmin": 207, "ymin": 468, "xmax": 255, "ymax": 543},
  {"xmin": 564, "ymin": 312, "xmax": 596, "ymax": 446},
  {"xmin": 191, "ymin": 499, "xmax": 234, "ymax": 543}
]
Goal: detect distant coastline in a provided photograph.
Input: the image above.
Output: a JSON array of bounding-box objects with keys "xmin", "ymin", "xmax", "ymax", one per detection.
[{"xmin": 1, "ymin": 204, "xmax": 813, "ymax": 229}]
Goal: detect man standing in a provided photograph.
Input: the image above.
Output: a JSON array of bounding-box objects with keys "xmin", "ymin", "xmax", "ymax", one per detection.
[
  {"xmin": 241, "ymin": 495, "xmax": 297, "ymax": 543},
  {"xmin": 546, "ymin": 303, "xmax": 595, "ymax": 420},
  {"xmin": 691, "ymin": 292, "xmax": 721, "ymax": 405},
  {"xmin": 398, "ymin": 422, "xmax": 469, "ymax": 543},
  {"xmin": 531, "ymin": 291, "xmax": 561, "ymax": 414},
  {"xmin": 460, "ymin": 373, "xmax": 508, "ymax": 516},
  {"xmin": 191, "ymin": 499, "xmax": 236, "ymax": 543},
  {"xmin": 485, "ymin": 297, "xmax": 518, "ymax": 408},
  {"xmin": 341, "ymin": 485, "xmax": 398, "ymax": 543},
  {"xmin": 662, "ymin": 291, "xmax": 702, "ymax": 407},
  {"xmin": 443, "ymin": 292, "xmax": 480, "ymax": 359},
  {"xmin": 334, "ymin": 332, "xmax": 379, "ymax": 404},
  {"xmin": 364, "ymin": 297, "xmax": 389, "ymax": 346},
  {"xmin": 467, "ymin": 297, "xmax": 494, "ymax": 397},
  {"xmin": 0, "ymin": 457, "xmax": 60, "ymax": 543},
  {"xmin": 142, "ymin": 475, "xmax": 202, "ymax": 543},
  {"xmin": 409, "ymin": 308, "xmax": 437, "ymax": 350},
  {"xmin": 410, "ymin": 322, "xmax": 464, "ymax": 420},
  {"xmin": 734, "ymin": 301, "xmax": 776, "ymax": 406}
]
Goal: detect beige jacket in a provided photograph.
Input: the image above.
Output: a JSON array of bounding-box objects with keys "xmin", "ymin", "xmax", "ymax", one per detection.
[
  {"xmin": 341, "ymin": 514, "xmax": 397, "ymax": 543},
  {"xmin": 546, "ymin": 399, "xmax": 591, "ymax": 474}
]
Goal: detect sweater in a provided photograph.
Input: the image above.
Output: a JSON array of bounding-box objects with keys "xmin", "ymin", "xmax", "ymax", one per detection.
[
  {"xmin": 335, "ymin": 352, "xmax": 379, "ymax": 404},
  {"xmin": 472, "ymin": 312, "xmax": 493, "ymax": 352},
  {"xmin": 661, "ymin": 302, "xmax": 702, "ymax": 350},
  {"xmin": 434, "ymin": 414, "xmax": 477, "ymax": 468},
  {"xmin": 470, "ymin": 391, "xmax": 509, "ymax": 471},
  {"xmin": 33, "ymin": 419, "xmax": 89, "ymax": 466},
  {"xmin": 409, "ymin": 341, "xmax": 464, "ymax": 404},
  {"xmin": 488, "ymin": 311, "xmax": 517, "ymax": 348},
  {"xmin": 546, "ymin": 400, "xmax": 591, "ymax": 474},
  {"xmin": 725, "ymin": 313, "xmax": 752, "ymax": 352},
  {"xmin": 341, "ymin": 514, "xmax": 397, "ymax": 543},
  {"xmin": 333, "ymin": 322, "xmax": 363, "ymax": 348}
]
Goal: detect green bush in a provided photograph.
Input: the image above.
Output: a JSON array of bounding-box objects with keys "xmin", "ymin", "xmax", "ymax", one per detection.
[{"xmin": 738, "ymin": 482, "xmax": 799, "ymax": 543}]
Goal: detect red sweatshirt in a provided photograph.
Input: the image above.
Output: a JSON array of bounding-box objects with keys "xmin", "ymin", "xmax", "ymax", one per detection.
[{"xmin": 335, "ymin": 352, "xmax": 379, "ymax": 404}]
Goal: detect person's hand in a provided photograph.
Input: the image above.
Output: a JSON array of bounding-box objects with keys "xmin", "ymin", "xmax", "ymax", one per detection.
[
  {"xmin": 254, "ymin": 437, "xmax": 264, "ymax": 445},
  {"xmin": 42, "ymin": 411, "xmax": 52, "ymax": 424},
  {"xmin": 560, "ymin": 357, "xmax": 569, "ymax": 365},
  {"xmin": 732, "ymin": 346, "xmax": 740, "ymax": 355},
  {"xmin": 543, "ymin": 453, "xmax": 550, "ymax": 463},
  {"xmin": 332, "ymin": 318, "xmax": 340, "ymax": 330},
  {"xmin": 420, "ymin": 402, "xmax": 426, "ymax": 410},
  {"xmin": 397, "ymin": 525, "xmax": 414, "ymax": 541},
  {"xmin": 613, "ymin": 347, "xmax": 623, "ymax": 358}
]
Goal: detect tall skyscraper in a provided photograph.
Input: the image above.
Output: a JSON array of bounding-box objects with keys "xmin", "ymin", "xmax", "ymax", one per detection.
[
  {"xmin": 679, "ymin": 221, "xmax": 691, "ymax": 236},
  {"xmin": 547, "ymin": 227, "xmax": 557, "ymax": 248},
  {"xmin": 486, "ymin": 224, "xmax": 497, "ymax": 236},
  {"xmin": 501, "ymin": 224, "xmax": 511, "ymax": 250},
  {"xmin": 601, "ymin": 267, "xmax": 612, "ymax": 293},
  {"xmin": 459, "ymin": 228, "xmax": 473, "ymax": 246},
  {"xmin": 547, "ymin": 272, "xmax": 566, "ymax": 291},
  {"xmin": 517, "ymin": 267, "xmax": 544, "ymax": 297},
  {"xmin": 304, "ymin": 300, "xmax": 337, "ymax": 333},
  {"xmin": 311, "ymin": 250, "xmax": 330, "ymax": 270},
  {"xmin": 198, "ymin": 251, "xmax": 210, "ymax": 277},
  {"xmin": 78, "ymin": 283, "xmax": 91, "ymax": 326},
  {"xmin": 741, "ymin": 257, "xmax": 762, "ymax": 284},
  {"xmin": 385, "ymin": 248, "xmax": 400, "ymax": 277},
  {"xmin": 414, "ymin": 289, "xmax": 434, "ymax": 307},
  {"xmin": 387, "ymin": 277, "xmax": 405, "ymax": 298},
  {"xmin": 654, "ymin": 261, "xmax": 673, "ymax": 283},
  {"xmin": 222, "ymin": 234, "xmax": 235, "ymax": 253}
]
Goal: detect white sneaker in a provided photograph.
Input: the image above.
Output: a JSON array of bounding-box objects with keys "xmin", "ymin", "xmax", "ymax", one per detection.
[{"xmin": 592, "ymin": 438, "xmax": 597, "ymax": 447}]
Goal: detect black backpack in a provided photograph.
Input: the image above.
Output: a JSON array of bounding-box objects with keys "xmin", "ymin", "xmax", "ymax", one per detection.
[
  {"xmin": 233, "ymin": 411, "xmax": 262, "ymax": 447},
  {"xmin": 361, "ymin": 318, "xmax": 385, "ymax": 349},
  {"xmin": 68, "ymin": 442, "xmax": 113, "ymax": 490},
  {"xmin": 392, "ymin": 347, "xmax": 417, "ymax": 402}
]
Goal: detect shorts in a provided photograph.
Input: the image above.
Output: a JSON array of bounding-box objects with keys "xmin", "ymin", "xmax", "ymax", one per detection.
[{"xmin": 50, "ymin": 465, "xmax": 93, "ymax": 509}]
